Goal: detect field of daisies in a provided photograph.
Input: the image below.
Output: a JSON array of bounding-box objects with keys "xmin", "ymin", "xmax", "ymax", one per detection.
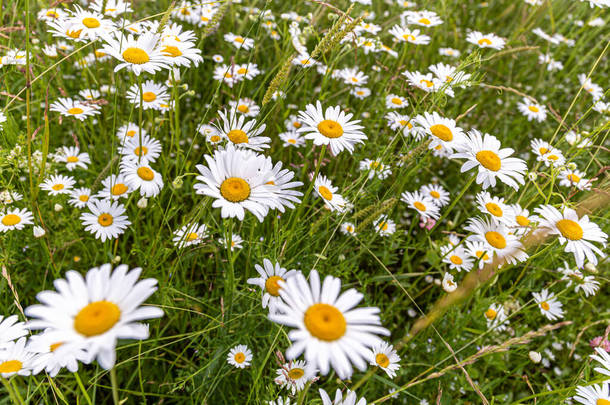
[{"xmin": 0, "ymin": 0, "xmax": 608, "ymax": 403}]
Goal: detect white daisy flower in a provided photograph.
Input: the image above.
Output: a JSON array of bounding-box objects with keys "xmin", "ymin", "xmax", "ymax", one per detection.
[
  {"xmin": 100, "ymin": 32, "xmax": 171, "ymax": 75},
  {"xmin": 315, "ymin": 175, "xmax": 349, "ymax": 213},
  {"xmin": 297, "ymin": 101, "xmax": 367, "ymax": 155},
  {"xmin": 559, "ymin": 263, "xmax": 600, "ymax": 297},
  {"xmin": 466, "ymin": 31, "xmax": 506, "ymax": 50},
  {"xmin": 27, "ymin": 329, "xmax": 90, "ymax": 376},
  {"xmin": 400, "ymin": 191, "xmax": 440, "ymax": 220},
  {"xmin": 54, "ymin": 146, "xmax": 91, "ymax": 171},
  {"xmin": 534, "ymin": 205, "xmax": 607, "ymax": 268},
  {"xmin": 340, "ymin": 222, "xmax": 357, "ymax": 236},
  {"xmin": 25, "ymin": 264, "xmax": 163, "ymax": 370},
  {"xmin": 80, "ymin": 199, "xmax": 131, "ymax": 242},
  {"xmin": 172, "ymin": 223, "xmax": 208, "ymax": 248},
  {"xmin": 558, "ymin": 169, "xmax": 591, "ymax": 191},
  {"xmin": 476, "ymin": 191, "xmax": 516, "ymax": 226},
  {"xmin": 269, "ymin": 269, "xmax": 390, "ymax": 380},
  {"xmin": 439, "ymin": 47, "xmax": 461, "ymax": 57},
  {"xmin": 388, "ymin": 25, "xmax": 431, "ymax": 45},
  {"xmin": 465, "ymin": 217, "xmax": 528, "ymax": 266},
  {"xmin": 466, "ymin": 240, "xmax": 494, "ymax": 269},
  {"xmin": 279, "ymin": 131, "xmax": 306, "ymax": 148},
  {"xmin": 118, "ymin": 134, "xmax": 162, "ymax": 165},
  {"xmin": 40, "ymin": 174, "xmax": 76, "ymax": 196},
  {"xmin": 69, "ymin": 188, "xmax": 97, "ymax": 208},
  {"xmin": 483, "ymin": 303, "xmax": 509, "ymax": 332},
  {"xmin": 50, "ymin": 97, "xmax": 100, "ymax": 121},
  {"xmin": 440, "ymin": 244, "xmax": 473, "ymax": 272},
  {"xmin": 319, "ymin": 388, "xmax": 367, "ymax": 405},
  {"xmin": 359, "ymin": 159, "xmax": 392, "ymax": 180},
  {"xmin": 517, "ymin": 97, "xmax": 547, "ymax": 122},
  {"xmin": 274, "ymin": 360, "xmax": 314, "ymax": 394},
  {"xmin": 573, "ymin": 382, "xmax": 610, "ymax": 405},
  {"xmin": 90, "ymin": 0, "xmax": 133, "ymax": 17},
  {"xmin": 405, "ymin": 10, "xmax": 443, "ymax": 27},
  {"xmin": 126, "ymin": 80, "xmax": 170, "ymax": 111},
  {"xmin": 220, "ymin": 233, "xmax": 243, "ymax": 251},
  {"xmin": 374, "ymin": 215, "xmax": 396, "ymax": 236},
  {"xmin": 532, "ymin": 289, "xmax": 564, "ymax": 320},
  {"xmin": 442, "ymin": 273, "xmax": 458, "ymax": 292},
  {"xmin": 121, "ymin": 162, "xmax": 163, "ymax": 198},
  {"xmin": 510, "ymin": 203, "xmax": 539, "ymax": 236},
  {"xmin": 68, "ymin": 6, "xmax": 116, "ymax": 41},
  {"xmin": 215, "ymin": 109, "xmax": 270, "ymax": 151},
  {"xmin": 116, "ymin": 123, "xmax": 147, "ymax": 144},
  {"xmin": 0, "ymin": 208, "xmax": 34, "ymax": 232},
  {"xmin": 224, "ymin": 33, "xmax": 255, "ymax": 50},
  {"xmin": 0, "ymin": 338, "xmax": 35, "ymax": 377},
  {"xmin": 590, "ymin": 348, "xmax": 610, "ymax": 377},
  {"xmin": 97, "ymin": 173, "xmax": 132, "ymax": 200},
  {"xmin": 420, "ymin": 184, "xmax": 450, "ymax": 207},
  {"xmin": 247, "ymin": 259, "xmax": 298, "ymax": 313},
  {"xmin": 0, "ymin": 315, "xmax": 28, "ymax": 349},
  {"xmin": 227, "ymin": 344, "xmax": 252, "ymax": 368},
  {"xmin": 159, "ymin": 39, "xmax": 203, "ymax": 68},
  {"xmin": 228, "ymin": 98, "xmax": 260, "ymax": 117},
  {"xmin": 385, "ymin": 94, "xmax": 409, "ymax": 109},
  {"xmin": 370, "ymin": 341, "xmax": 401, "ymax": 378},
  {"xmin": 415, "ymin": 112, "xmax": 465, "ymax": 153}
]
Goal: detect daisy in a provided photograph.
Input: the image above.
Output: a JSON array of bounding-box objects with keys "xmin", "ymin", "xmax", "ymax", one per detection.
[
  {"xmin": 532, "ymin": 289, "xmax": 564, "ymax": 320},
  {"xmin": 358, "ymin": 159, "xmax": 392, "ymax": 180},
  {"xmin": 403, "ymin": 71, "xmax": 443, "ymax": 93},
  {"xmin": 37, "ymin": 7, "xmax": 68, "ymax": 22},
  {"xmin": 0, "ymin": 315, "xmax": 28, "ymax": 348},
  {"xmin": 385, "ymin": 112, "xmax": 417, "ymax": 133},
  {"xmin": 350, "ymin": 87, "xmax": 371, "ymax": 99},
  {"xmin": 279, "ymin": 131, "xmax": 305, "ymax": 148},
  {"xmin": 68, "ymin": 6, "xmax": 115, "ymax": 41},
  {"xmin": 339, "ymin": 67, "xmax": 369, "ymax": 86},
  {"xmin": 172, "ymin": 223, "xmax": 209, "ymax": 248},
  {"xmin": 220, "ymin": 233, "xmax": 243, "ymax": 251},
  {"xmin": 284, "ymin": 114, "xmax": 303, "ymax": 131},
  {"xmin": 97, "ymin": 174, "xmax": 132, "ymax": 200},
  {"xmin": 229, "ymin": 98, "xmax": 260, "ymax": 117},
  {"xmin": 465, "ymin": 217, "xmax": 528, "ymax": 265},
  {"xmin": 483, "ymin": 303, "xmax": 509, "ymax": 332},
  {"xmin": 439, "ymin": 47, "xmax": 461, "ymax": 57},
  {"xmin": 405, "ymin": 10, "xmax": 443, "ymax": 27},
  {"xmin": 118, "ymin": 134, "xmax": 162, "ymax": 165},
  {"xmin": 270, "ymin": 269, "xmax": 389, "ymax": 379},
  {"xmin": 80, "ymin": 199, "xmax": 131, "ymax": 242},
  {"xmin": 46, "ymin": 18, "xmax": 88, "ymax": 42},
  {"xmin": 400, "ymin": 191, "xmax": 440, "ymax": 220},
  {"xmin": 578, "ymin": 73, "xmax": 604, "ymax": 100},
  {"xmin": 215, "ymin": 109, "xmax": 270, "ymax": 151},
  {"xmin": 429, "ymin": 63, "xmax": 471, "ymax": 86},
  {"xmin": 319, "ymin": 389, "xmax": 367, "ymax": 405},
  {"xmin": 385, "ymin": 94, "xmax": 408, "ymax": 109},
  {"xmin": 466, "ymin": 31, "xmax": 505, "ymax": 50},
  {"xmin": 263, "ymin": 160, "xmax": 304, "ymax": 212},
  {"xmin": 416, "ymin": 112, "xmax": 465, "ymax": 153},
  {"xmin": 451, "ymin": 129, "xmax": 527, "ymax": 190},
  {"xmin": 274, "ymin": 360, "xmax": 314, "ymax": 394},
  {"xmin": 510, "ymin": 203, "xmax": 538, "ymax": 235},
  {"xmin": 116, "ymin": 123, "xmax": 146, "ymax": 144},
  {"xmin": 54, "ymin": 146, "xmax": 91, "ymax": 171},
  {"xmin": 476, "ymin": 192, "xmax": 515, "ymax": 226},
  {"xmin": 90, "ymin": 0, "xmax": 133, "ymax": 17},
  {"xmin": 534, "ymin": 205, "xmax": 607, "ymax": 268},
  {"xmin": 227, "ymin": 345, "xmax": 252, "ymax": 368},
  {"xmin": 517, "ymin": 97, "xmax": 547, "ymax": 122},
  {"xmin": 0, "ymin": 208, "xmax": 34, "ymax": 232},
  {"xmin": 440, "ymin": 244, "xmax": 473, "ymax": 272},
  {"xmin": 559, "ymin": 264, "xmax": 600, "ymax": 297},
  {"xmin": 558, "ymin": 169, "xmax": 591, "ymax": 191},
  {"xmin": 374, "ymin": 215, "xmax": 396, "ymax": 236},
  {"xmin": 315, "ymin": 175, "xmax": 349, "ymax": 213},
  {"xmin": 573, "ymin": 383, "xmax": 610, "ymax": 405},
  {"xmin": 466, "ymin": 240, "xmax": 494, "ymax": 269},
  {"xmin": 388, "ymin": 25, "xmax": 431, "ymax": 45},
  {"xmin": 121, "ymin": 161, "xmax": 164, "ymax": 198},
  {"xmin": 224, "ymin": 33, "xmax": 255, "ymax": 50},
  {"xmin": 420, "ymin": 184, "xmax": 450, "ymax": 207},
  {"xmin": 234, "ymin": 63, "xmax": 261, "ymax": 80},
  {"xmin": 69, "ymin": 188, "xmax": 97, "ymax": 209},
  {"xmin": 50, "ymin": 97, "xmax": 100, "ymax": 121},
  {"xmin": 25, "ymin": 264, "xmax": 163, "ymax": 370},
  {"xmin": 370, "ymin": 342, "xmax": 401, "ymax": 378},
  {"xmin": 79, "ymin": 89, "xmax": 101, "ymax": 101},
  {"xmin": 194, "ymin": 146, "xmax": 279, "ymax": 222},
  {"xmin": 27, "ymin": 329, "xmax": 90, "ymax": 376},
  {"xmin": 340, "ymin": 222, "xmax": 357, "ymax": 236},
  {"xmin": 0, "ymin": 338, "xmax": 35, "ymax": 377},
  {"xmin": 126, "ymin": 80, "xmax": 170, "ymax": 111},
  {"xmin": 247, "ymin": 259, "xmax": 298, "ymax": 313},
  {"xmin": 297, "ymin": 101, "xmax": 367, "ymax": 155},
  {"xmin": 159, "ymin": 39, "xmax": 203, "ymax": 68},
  {"xmin": 590, "ymin": 348, "xmax": 610, "ymax": 377},
  {"xmin": 40, "ymin": 174, "xmax": 76, "ymax": 196},
  {"xmin": 442, "ymin": 273, "xmax": 457, "ymax": 292},
  {"xmin": 100, "ymin": 32, "xmax": 171, "ymax": 75}
]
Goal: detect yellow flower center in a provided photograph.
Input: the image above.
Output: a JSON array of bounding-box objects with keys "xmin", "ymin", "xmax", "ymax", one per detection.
[
  {"xmin": 317, "ymin": 120, "xmax": 344, "ymax": 138},
  {"xmin": 126, "ymin": 130, "xmax": 136, "ymax": 137},
  {"xmin": 46, "ymin": 10, "xmax": 59, "ymax": 18},
  {"xmin": 265, "ymin": 275, "xmax": 284, "ymax": 297},
  {"xmin": 142, "ymin": 92, "xmax": 157, "ymax": 102},
  {"xmin": 478, "ymin": 38, "xmax": 492, "ymax": 46},
  {"xmin": 485, "ymin": 308, "xmax": 497, "ymax": 320},
  {"xmin": 227, "ymin": 129, "xmax": 249, "ymax": 144},
  {"xmin": 539, "ymin": 147, "xmax": 549, "ymax": 155},
  {"xmin": 430, "ymin": 190, "xmax": 440, "ymax": 199},
  {"xmin": 485, "ymin": 202, "xmax": 503, "ymax": 217},
  {"xmin": 414, "ymin": 201, "xmax": 427, "ymax": 211},
  {"xmin": 97, "ymin": 213, "xmax": 114, "ymax": 227},
  {"xmin": 475, "ymin": 250, "xmax": 490, "ymax": 261},
  {"xmin": 68, "ymin": 107, "xmax": 84, "ymax": 115},
  {"xmin": 528, "ymin": 105, "xmax": 539, "ymax": 113},
  {"xmin": 74, "ymin": 301, "xmax": 121, "ymax": 337},
  {"xmin": 234, "ymin": 36, "xmax": 245, "ymax": 44},
  {"xmin": 318, "ymin": 186, "xmax": 333, "ymax": 200},
  {"xmin": 122, "ymin": 47, "xmax": 150, "ymax": 64},
  {"xmin": 288, "ymin": 367, "xmax": 305, "ymax": 380},
  {"xmin": 134, "ymin": 146, "xmax": 148, "ymax": 156},
  {"xmin": 547, "ymin": 154, "xmax": 559, "ymax": 161},
  {"xmin": 52, "ymin": 184, "xmax": 65, "ymax": 191},
  {"xmin": 111, "ymin": 183, "xmax": 128, "ymax": 195},
  {"xmin": 379, "ymin": 222, "xmax": 389, "ymax": 231},
  {"xmin": 485, "ymin": 231, "xmax": 507, "ymax": 249},
  {"xmin": 67, "ymin": 29, "xmax": 83, "ymax": 38},
  {"xmin": 375, "ymin": 353, "xmax": 390, "ymax": 368},
  {"xmin": 540, "ymin": 301, "xmax": 550, "ymax": 311},
  {"xmin": 556, "ymin": 219, "xmax": 583, "ymax": 241},
  {"xmin": 403, "ymin": 34, "xmax": 416, "ymax": 42},
  {"xmin": 596, "ymin": 399, "xmax": 610, "ymax": 405},
  {"xmin": 516, "ymin": 215, "xmax": 530, "ymax": 226},
  {"xmin": 351, "ymin": 77, "xmax": 358, "ymax": 83},
  {"xmin": 418, "ymin": 17, "xmax": 431, "ymax": 25},
  {"xmin": 370, "ymin": 161, "xmax": 380, "ymax": 169},
  {"xmin": 420, "ymin": 79, "xmax": 434, "ymax": 88},
  {"xmin": 303, "ymin": 303, "xmax": 346, "ymax": 341},
  {"xmin": 186, "ymin": 232, "xmax": 198, "ymax": 241},
  {"xmin": 224, "ymin": 72, "xmax": 233, "ymax": 79},
  {"xmin": 476, "ymin": 150, "xmax": 501, "ymax": 171},
  {"xmin": 234, "ymin": 352, "xmax": 245, "ymax": 363},
  {"xmin": 237, "ymin": 68, "xmax": 248, "ymax": 74},
  {"xmin": 429, "ymin": 124, "xmax": 453, "ymax": 141},
  {"xmin": 450, "ymin": 255, "xmax": 463, "ymax": 265},
  {"xmin": 391, "ymin": 97, "xmax": 403, "ymax": 105},
  {"xmin": 1, "ymin": 214, "xmax": 21, "ymax": 226},
  {"xmin": 288, "ymin": 139, "xmax": 296, "ymax": 144},
  {"xmin": 162, "ymin": 45, "xmax": 182, "ymax": 57},
  {"xmin": 210, "ymin": 135, "xmax": 220, "ymax": 142},
  {"xmin": 346, "ymin": 225, "xmax": 354, "ymax": 232},
  {"xmin": 293, "ymin": 122, "xmax": 301, "ymax": 128},
  {"xmin": 237, "ymin": 104, "xmax": 250, "ymax": 113},
  {"xmin": 79, "ymin": 195, "xmax": 89, "ymax": 202},
  {"xmin": 0, "ymin": 360, "xmax": 22, "ymax": 373},
  {"xmin": 220, "ymin": 177, "xmax": 251, "ymax": 202},
  {"xmin": 567, "ymin": 174, "xmax": 580, "ymax": 183},
  {"xmin": 82, "ymin": 17, "xmax": 100, "ymax": 28},
  {"xmin": 137, "ymin": 167, "xmax": 154, "ymax": 181},
  {"xmin": 67, "ymin": 156, "xmax": 79, "ymax": 163}
]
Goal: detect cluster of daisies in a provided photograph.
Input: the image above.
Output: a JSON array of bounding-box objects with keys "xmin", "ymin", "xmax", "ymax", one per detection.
[{"xmin": 0, "ymin": 264, "xmax": 161, "ymax": 377}]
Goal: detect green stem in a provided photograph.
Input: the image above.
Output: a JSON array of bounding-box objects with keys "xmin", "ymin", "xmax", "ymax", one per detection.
[
  {"xmin": 429, "ymin": 175, "xmax": 476, "ymax": 233},
  {"xmin": 74, "ymin": 372, "xmax": 93, "ymax": 405},
  {"xmin": 296, "ymin": 381, "xmax": 312, "ymax": 405},
  {"xmin": 0, "ymin": 377, "xmax": 19, "ymax": 405},
  {"xmin": 110, "ymin": 367, "xmax": 119, "ymax": 405},
  {"xmin": 9, "ymin": 378, "xmax": 24, "ymax": 405}
]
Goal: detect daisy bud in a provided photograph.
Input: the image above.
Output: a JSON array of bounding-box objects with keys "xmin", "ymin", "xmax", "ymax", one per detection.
[
  {"xmin": 33, "ymin": 226, "xmax": 45, "ymax": 238},
  {"xmin": 54, "ymin": 204, "xmax": 63, "ymax": 212},
  {"xmin": 527, "ymin": 172, "xmax": 537, "ymax": 181},
  {"xmin": 137, "ymin": 197, "xmax": 148, "ymax": 209},
  {"xmin": 407, "ymin": 308, "xmax": 417, "ymax": 317},
  {"xmin": 424, "ymin": 275, "xmax": 433, "ymax": 283},
  {"xmin": 112, "ymin": 255, "xmax": 121, "ymax": 264},
  {"xmin": 172, "ymin": 177, "xmax": 183, "ymax": 189},
  {"xmin": 584, "ymin": 262, "xmax": 597, "ymax": 273},
  {"xmin": 529, "ymin": 351, "xmax": 542, "ymax": 363},
  {"xmin": 567, "ymin": 162, "xmax": 577, "ymax": 170},
  {"xmin": 186, "ymin": 90, "xmax": 195, "ymax": 97}
]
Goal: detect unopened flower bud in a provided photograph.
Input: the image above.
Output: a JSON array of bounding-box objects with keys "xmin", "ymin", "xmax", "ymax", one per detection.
[
  {"xmin": 529, "ymin": 351, "xmax": 542, "ymax": 363},
  {"xmin": 33, "ymin": 226, "xmax": 45, "ymax": 238},
  {"xmin": 54, "ymin": 204, "xmax": 63, "ymax": 212},
  {"xmin": 137, "ymin": 197, "xmax": 148, "ymax": 209}
]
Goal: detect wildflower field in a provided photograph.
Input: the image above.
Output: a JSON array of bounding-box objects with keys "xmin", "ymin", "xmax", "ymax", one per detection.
[{"xmin": 0, "ymin": 0, "xmax": 609, "ymax": 403}]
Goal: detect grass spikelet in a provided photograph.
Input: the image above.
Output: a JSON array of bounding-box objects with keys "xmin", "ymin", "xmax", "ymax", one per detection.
[{"xmin": 262, "ymin": 54, "xmax": 295, "ymax": 106}]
